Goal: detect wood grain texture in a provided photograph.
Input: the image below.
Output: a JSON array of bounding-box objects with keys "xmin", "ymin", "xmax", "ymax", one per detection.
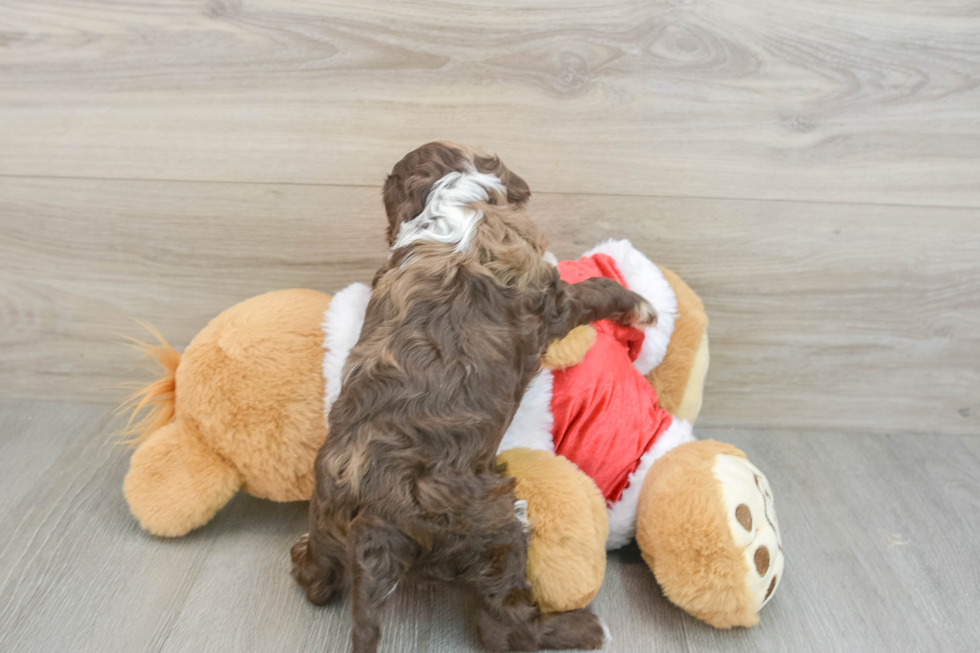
[
  {"xmin": 2, "ymin": 177, "xmax": 978, "ymax": 435},
  {"xmin": 1, "ymin": 401, "xmax": 979, "ymax": 652},
  {"xmin": 1, "ymin": 0, "xmax": 979, "ymax": 206}
]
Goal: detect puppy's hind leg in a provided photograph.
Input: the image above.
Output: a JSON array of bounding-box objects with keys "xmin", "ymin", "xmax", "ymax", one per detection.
[
  {"xmin": 467, "ymin": 516, "xmax": 605, "ymax": 651},
  {"xmin": 347, "ymin": 515, "xmax": 421, "ymax": 653},
  {"xmin": 291, "ymin": 494, "xmax": 349, "ymax": 606}
]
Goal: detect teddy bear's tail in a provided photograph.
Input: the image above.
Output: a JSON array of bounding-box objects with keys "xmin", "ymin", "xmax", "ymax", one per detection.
[
  {"xmin": 117, "ymin": 321, "xmax": 181, "ymax": 445},
  {"xmin": 118, "ymin": 321, "xmax": 243, "ymax": 537}
]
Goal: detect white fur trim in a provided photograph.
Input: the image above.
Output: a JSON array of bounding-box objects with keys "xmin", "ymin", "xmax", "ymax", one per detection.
[
  {"xmin": 605, "ymin": 417, "xmax": 695, "ymax": 550},
  {"xmin": 582, "ymin": 239, "xmax": 678, "ymax": 375},
  {"xmin": 497, "ymin": 370, "xmax": 555, "ymax": 454},
  {"xmin": 543, "ymin": 251, "xmax": 558, "ymax": 267},
  {"xmin": 322, "ymin": 282, "xmax": 372, "ymax": 418},
  {"xmin": 394, "ymin": 167, "xmax": 505, "ymax": 253}
]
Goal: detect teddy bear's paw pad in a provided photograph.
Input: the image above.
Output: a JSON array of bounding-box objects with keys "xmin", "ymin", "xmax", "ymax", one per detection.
[{"xmin": 713, "ymin": 454, "xmax": 784, "ymax": 611}]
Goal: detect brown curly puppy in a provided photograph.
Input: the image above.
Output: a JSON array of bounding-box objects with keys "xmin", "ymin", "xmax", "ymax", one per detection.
[{"xmin": 291, "ymin": 142, "xmax": 655, "ymax": 653}]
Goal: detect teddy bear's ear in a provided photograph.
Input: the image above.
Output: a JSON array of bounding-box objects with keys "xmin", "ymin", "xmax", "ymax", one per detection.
[{"xmin": 123, "ymin": 420, "xmax": 241, "ymax": 537}]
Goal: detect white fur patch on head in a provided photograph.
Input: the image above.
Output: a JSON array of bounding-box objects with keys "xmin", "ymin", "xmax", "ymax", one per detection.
[
  {"xmin": 394, "ymin": 167, "xmax": 505, "ymax": 253},
  {"xmin": 605, "ymin": 418, "xmax": 695, "ymax": 550},
  {"xmin": 513, "ymin": 499, "xmax": 531, "ymax": 533},
  {"xmin": 497, "ymin": 370, "xmax": 555, "ymax": 454},
  {"xmin": 322, "ymin": 282, "xmax": 372, "ymax": 418},
  {"xmin": 582, "ymin": 239, "xmax": 678, "ymax": 375}
]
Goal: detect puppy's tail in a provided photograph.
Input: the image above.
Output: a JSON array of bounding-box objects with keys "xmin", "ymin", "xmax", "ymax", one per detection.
[
  {"xmin": 346, "ymin": 514, "xmax": 422, "ymax": 650},
  {"xmin": 116, "ymin": 320, "xmax": 181, "ymax": 445}
]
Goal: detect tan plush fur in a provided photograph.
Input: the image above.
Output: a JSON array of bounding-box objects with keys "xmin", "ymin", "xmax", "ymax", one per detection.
[
  {"xmin": 646, "ymin": 266, "xmax": 708, "ymax": 422},
  {"xmin": 675, "ymin": 332, "xmax": 709, "ymax": 423},
  {"xmin": 635, "ymin": 440, "xmax": 758, "ymax": 628},
  {"xmin": 123, "ymin": 289, "xmax": 331, "ymax": 536},
  {"xmin": 497, "ymin": 448, "xmax": 608, "ymax": 613},
  {"xmin": 124, "ymin": 421, "xmax": 242, "ymax": 537},
  {"xmin": 541, "ymin": 325, "xmax": 596, "ymax": 371},
  {"xmin": 118, "ymin": 322, "xmax": 181, "ymax": 443}
]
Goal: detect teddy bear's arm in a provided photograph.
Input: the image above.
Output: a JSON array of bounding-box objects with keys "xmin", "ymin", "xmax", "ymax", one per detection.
[{"xmin": 645, "ymin": 266, "xmax": 709, "ymax": 422}]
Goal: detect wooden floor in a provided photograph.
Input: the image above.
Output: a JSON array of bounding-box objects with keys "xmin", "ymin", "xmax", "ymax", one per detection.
[
  {"xmin": 1, "ymin": 401, "xmax": 978, "ymax": 653},
  {"xmin": 1, "ymin": 1, "xmax": 979, "ymax": 651}
]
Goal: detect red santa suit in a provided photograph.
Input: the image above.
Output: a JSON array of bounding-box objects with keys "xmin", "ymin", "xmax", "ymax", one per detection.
[{"xmin": 497, "ymin": 240, "xmax": 695, "ymax": 549}]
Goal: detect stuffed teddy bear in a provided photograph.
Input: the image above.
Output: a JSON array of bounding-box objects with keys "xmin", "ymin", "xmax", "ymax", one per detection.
[
  {"xmin": 121, "ymin": 240, "xmax": 782, "ymax": 629},
  {"xmin": 494, "ymin": 240, "xmax": 783, "ymax": 627}
]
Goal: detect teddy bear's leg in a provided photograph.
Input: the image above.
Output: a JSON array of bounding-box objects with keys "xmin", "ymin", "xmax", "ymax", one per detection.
[
  {"xmin": 461, "ymin": 489, "xmax": 606, "ymax": 651},
  {"xmin": 634, "ymin": 440, "xmax": 784, "ymax": 628},
  {"xmin": 645, "ymin": 266, "xmax": 709, "ymax": 423},
  {"xmin": 497, "ymin": 448, "xmax": 608, "ymax": 613},
  {"xmin": 672, "ymin": 332, "xmax": 709, "ymax": 423},
  {"xmin": 123, "ymin": 419, "xmax": 242, "ymax": 537}
]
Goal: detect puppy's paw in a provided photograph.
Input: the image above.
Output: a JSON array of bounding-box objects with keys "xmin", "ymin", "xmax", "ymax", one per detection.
[
  {"xmin": 571, "ymin": 613, "xmax": 607, "ymax": 650},
  {"xmin": 624, "ymin": 297, "xmax": 657, "ymax": 328},
  {"xmin": 540, "ymin": 608, "xmax": 606, "ymax": 650},
  {"xmin": 290, "ymin": 533, "xmax": 342, "ymax": 606},
  {"xmin": 290, "ymin": 534, "xmax": 313, "ymax": 584}
]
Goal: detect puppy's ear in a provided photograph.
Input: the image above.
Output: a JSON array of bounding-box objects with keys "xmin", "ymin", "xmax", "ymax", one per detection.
[
  {"xmin": 382, "ymin": 142, "xmax": 470, "ymax": 247},
  {"xmin": 382, "ymin": 170, "xmax": 426, "ymax": 248},
  {"xmin": 474, "ymin": 154, "xmax": 531, "ymax": 207}
]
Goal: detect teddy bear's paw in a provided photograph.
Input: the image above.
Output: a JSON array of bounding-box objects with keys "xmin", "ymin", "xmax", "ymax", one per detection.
[{"xmin": 714, "ymin": 454, "xmax": 784, "ymax": 611}]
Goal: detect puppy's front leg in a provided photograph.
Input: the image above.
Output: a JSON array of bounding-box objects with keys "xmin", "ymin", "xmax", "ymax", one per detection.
[{"xmin": 548, "ymin": 277, "xmax": 656, "ymax": 341}]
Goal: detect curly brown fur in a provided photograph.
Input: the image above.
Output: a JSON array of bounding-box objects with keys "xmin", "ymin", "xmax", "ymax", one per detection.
[{"xmin": 293, "ymin": 143, "xmax": 653, "ymax": 652}]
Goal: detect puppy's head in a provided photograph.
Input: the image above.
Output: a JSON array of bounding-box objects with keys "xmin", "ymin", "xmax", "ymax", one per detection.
[{"xmin": 382, "ymin": 142, "xmax": 531, "ymax": 247}]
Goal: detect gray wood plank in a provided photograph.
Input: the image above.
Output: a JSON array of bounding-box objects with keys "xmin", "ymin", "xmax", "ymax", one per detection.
[
  {"xmin": 1, "ymin": 401, "xmax": 979, "ymax": 652},
  {"xmin": 1, "ymin": 1, "xmax": 979, "ymax": 207},
  {"xmin": 3, "ymin": 178, "xmax": 978, "ymax": 436},
  {"xmin": 0, "ymin": 400, "xmax": 103, "ymax": 518},
  {"xmin": 586, "ymin": 427, "xmax": 980, "ymax": 653},
  {"xmin": 0, "ymin": 177, "xmax": 388, "ymax": 408},
  {"xmin": 0, "ymin": 402, "xmax": 219, "ymax": 653},
  {"xmin": 158, "ymin": 499, "xmax": 479, "ymax": 653},
  {"xmin": 661, "ymin": 427, "xmax": 980, "ymax": 653}
]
